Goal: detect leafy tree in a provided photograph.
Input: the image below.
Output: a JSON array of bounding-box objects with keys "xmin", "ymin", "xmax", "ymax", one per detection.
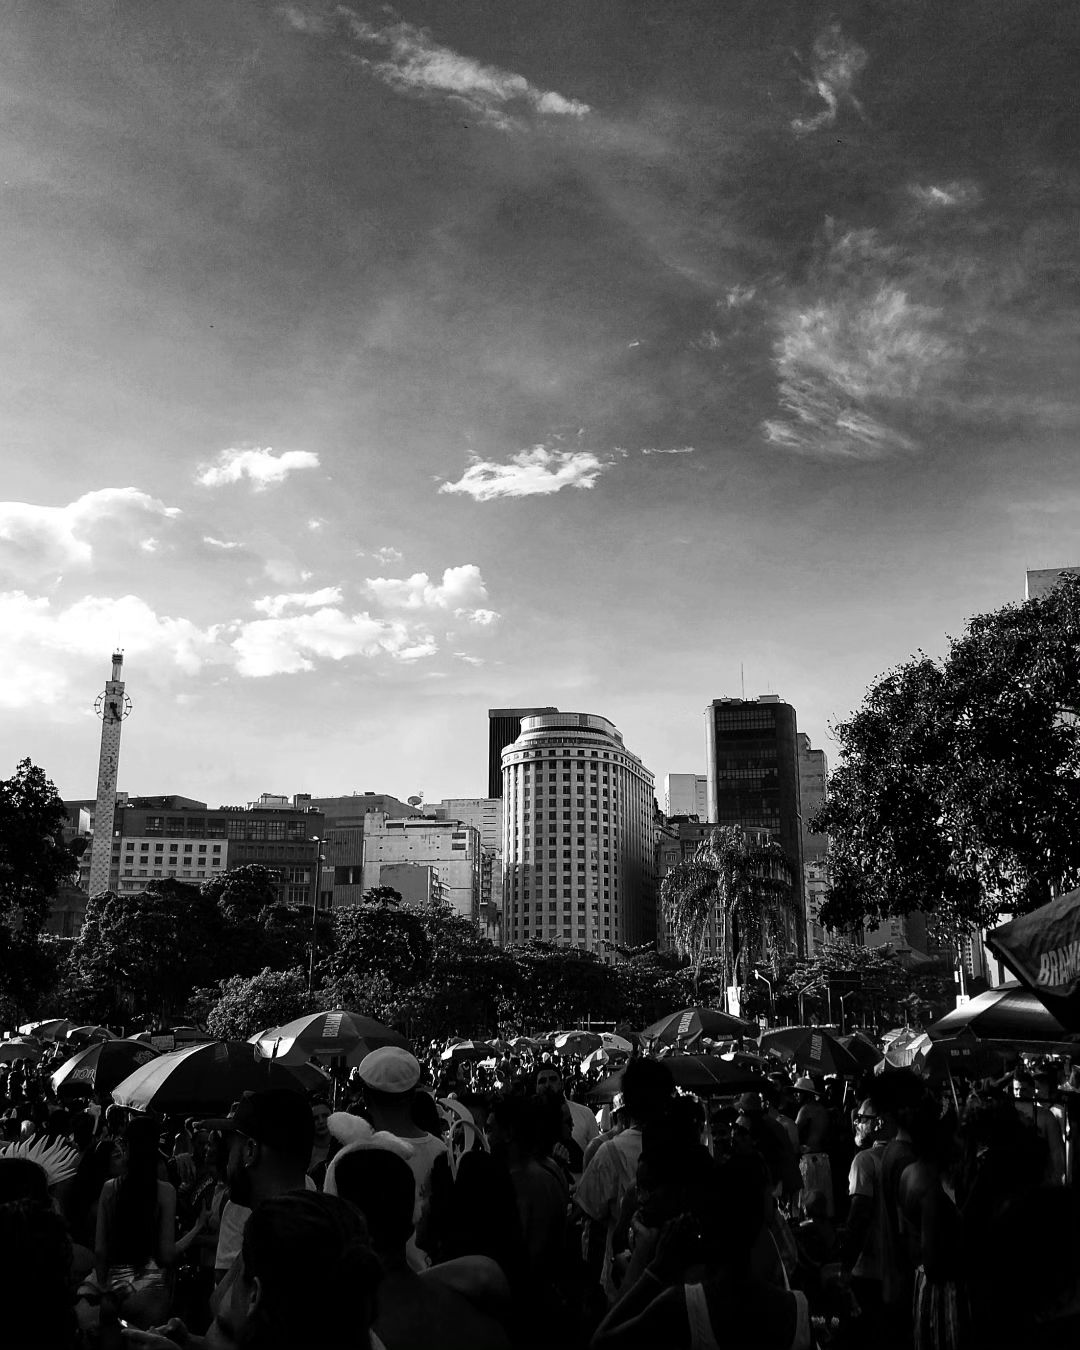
[
  {"xmin": 0, "ymin": 759, "xmax": 79, "ymax": 935},
  {"xmin": 660, "ymin": 826, "xmax": 795, "ymax": 995},
  {"xmin": 817, "ymin": 576, "xmax": 1080, "ymax": 935},
  {"xmin": 201, "ymin": 864, "xmax": 281, "ymax": 922},
  {"xmin": 499, "ymin": 942, "xmax": 621, "ymax": 1031},
  {"xmin": 204, "ymin": 966, "xmax": 308, "ymax": 1040},
  {"xmin": 0, "ymin": 929, "xmax": 69, "ymax": 1027}
]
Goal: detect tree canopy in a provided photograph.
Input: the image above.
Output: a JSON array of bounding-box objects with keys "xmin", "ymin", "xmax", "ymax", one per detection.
[
  {"xmin": 817, "ymin": 576, "xmax": 1080, "ymax": 935},
  {"xmin": 0, "ymin": 759, "xmax": 78, "ymax": 934}
]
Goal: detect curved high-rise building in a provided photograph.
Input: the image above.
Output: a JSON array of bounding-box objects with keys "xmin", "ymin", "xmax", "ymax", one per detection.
[{"xmin": 501, "ymin": 712, "xmax": 655, "ymax": 954}]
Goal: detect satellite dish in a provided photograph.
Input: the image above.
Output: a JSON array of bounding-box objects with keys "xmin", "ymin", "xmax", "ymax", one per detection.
[{"xmin": 407, "ymin": 795, "xmax": 423, "ymax": 806}]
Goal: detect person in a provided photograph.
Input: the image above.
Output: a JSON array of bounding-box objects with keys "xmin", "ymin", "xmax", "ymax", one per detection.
[
  {"xmin": 355, "ymin": 1046, "xmax": 447, "ymax": 1259},
  {"xmin": 585, "ymin": 1092, "xmax": 628, "ymax": 1168},
  {"xmin": 487, "ymin": 1094, "xmax": 568, "ymax": 1299},
  {"xmin": 868, "ymin": 1070, "xmax": 922, "ymax": 1349},
  {"xmin": 93, "ymin": 1116, "xmax": 192, "ymax": 1329},
  {"xmin": 842, "ymin": 1097, "xmax": 889, "ymax": 1334},
  {"xmin": 590, "ymin": 1152, "xmax": 812, "ymax": 1350},
  {"xmin": 0, "ymin": 1158, "xmax": 81, "ymax": 1350},
  {"xmin": 536, "ymin": 1063, "xmax": 600, "ymax": 1158},
  {"xmin": 126, "ymin": 1190, "xmax": 383, "ymax": 1350},
  {"xmin": 793, "ymin": 1076, "xmax": 833, "ymax": 1217},
  {"xmin": 1013, "ymin": 1070, "xmax": 1066, "ymax": 1185},
  {"xmin": 306, "ymin": 1096, "xmax": 335, "ymax": 1184},
  {"xmin": 331, "ymin": 1144, "xmax": 511, "ymax": 1350},
  {"xmin": 576, "ymin": 1057, "xmax": 675, "ymax": 1306}
]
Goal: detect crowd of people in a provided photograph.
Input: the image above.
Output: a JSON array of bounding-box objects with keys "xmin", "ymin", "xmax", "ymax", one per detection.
[{"xmin": 1, "ymin": 1030, "xmax": 1078, "ymax": 1350}]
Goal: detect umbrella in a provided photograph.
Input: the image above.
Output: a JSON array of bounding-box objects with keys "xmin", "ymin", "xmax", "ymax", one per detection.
[
  {"xmin": 926, "ymin": 981, "xmax": 1077, "ymax": 1052},
  {"xmin": 554, "ymin": 1030, "xmax": 603, "ymax": 1057},
  {"xmin": 759, "ymin": 1026, "xmax": 861, "ymax": 1075},
  {"xmin": 66, "ymin": 1025, "xmax": 117, "ymax": 1043},
  {"xmin": 508, "ymin": 1036, "xmax": 542, "ymax": 1050},
  {"xmin": 581, "ymin": 1048, "xmax": 611, "ymax": 1073},
  {"xmin": 441, "ymin": 1040, "xmax": 497, "ymax": 1063},
  {"xmin": 641, "ymin": 1007, "xmax": 756, "ymax": 1048},
  {"xmin": 838, "ymin": 1032, "xmax": 885, "ymax": 1071},
  {"xmin": 51, "ymin": 1039, "xmax": 160, "ymax": 1100},
  {"xmin": 17, "ymin": 1019, "xmax": 72, "ymax": 1042},
  {"xmin": 987, "ymin": 888, "xmax": 1080, "ymax": 1031},
  {"xmin": 111, "ymin": 1040, "xmax": 316, "ymax": 1114},
  {"xmin": 125, "ymin": 1032, "xmax": 153, "ymax": 1044},
  {"xmin": 254, "ymin": 1009, "xmax": 407, "ymax": 1067},
  {"xmin": 876, "ymin": 1031, "xmax": 933, "ymax": 1075},
  {"xmin": 586, "ymin": 1054, "xmax": 761, "ymax": 1104},
  {"xmin": 599, "ymin": 1032, "xmax": 633, "ymax": 1054},
  {"xmin": 0, "ymin": 1039, "xmax": 42, "ymax": 1063}
]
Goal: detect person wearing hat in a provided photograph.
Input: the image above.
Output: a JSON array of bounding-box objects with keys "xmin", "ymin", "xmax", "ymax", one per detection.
[
  {"xmin": 793, "ymin": 1076, "xmax": 833, "ymax": 1218},
  {"xmin": 355, "ymin": 1046, "xmax": 448, "ymax": 1261}
]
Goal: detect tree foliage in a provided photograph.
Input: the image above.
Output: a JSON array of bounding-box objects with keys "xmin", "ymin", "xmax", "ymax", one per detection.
[
  {"xmin": 660, "ymin": 826, "xmax": 795, "ymax": 993},
  {"xmin": 204, "ymin": 966, "xmax": 309, "ymax": 1040},
  {"xmin": 0, "ymin": 759, "xmax": 79, "ymax": 935},
  {"xmin": 817, "ymin": 576, "xmax": 1080, "ymax": 934}
]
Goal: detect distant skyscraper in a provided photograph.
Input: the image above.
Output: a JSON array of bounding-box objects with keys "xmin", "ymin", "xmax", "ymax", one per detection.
[
  {"xmin": 704, "ymin": 695, "xmax": 805, "ymax": 956},
  {"xmin": 487, "ymin": 707, "xmax": 558, "ymax": 798},
  {"xmin": 1026, "ymin": 566, "xmax": 1080, "ymax": 599},
  {"xmin": 502, "ymin": 712, "xmax": 655, "ymax": 954},
  {"xmin": 797, "ymin": 734, "xmax": 828, "ymax": 865},
  {"xmin": 88, "ymin": 653, "xmax": 130, "ymax": 897},
  {"xmin": 663, "ymin": 773, "xmax": 709, "ymax": 820}
]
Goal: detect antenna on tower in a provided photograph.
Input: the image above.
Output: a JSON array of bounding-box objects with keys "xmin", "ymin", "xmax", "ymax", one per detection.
[{"xmin": 740, "ymin": 663, "xmax": 745, "ymax": 700}]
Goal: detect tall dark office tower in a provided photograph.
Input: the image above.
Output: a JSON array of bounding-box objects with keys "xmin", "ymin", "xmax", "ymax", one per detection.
[
  {"xmin": 487, "ymin": 707, "xmax": 557, "ymax": 798},
  {"xmin": 705, "ymin": 695, "xmax": 806, "ymax": 956}
]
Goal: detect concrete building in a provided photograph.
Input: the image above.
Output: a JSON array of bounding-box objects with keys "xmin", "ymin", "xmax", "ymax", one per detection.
[
  {"xmin": 654, "ymin": 815, "xmax": 713, "ymax": 952},
  {"xmin": 380, "ymin": 863, "xmax": 441, "ymax": 907},
  {"xmin": 705, "ymin": 696, "xmax": 806, "ymax": 957},
  {"xmin": 361, "ymin": 814, "xmax": 481, "ymax": 922},
  {"xmin": 88, "ymin": 654, "xmax": 131, "ymax": 897},
  {"xmin": 487, "ymin": 708, "xmax": 558, "ymax": 799},
  {"xmin": 424, "ymin": 798, "xmax": 503, "ymax": 940},
  {"xmin": 1026, "ymin": 566, "xmax": 1080, "ymax": 599},
  {"xmin": 804, "ymin": 861, "xmax": 829, "ymax": 956},
  {"xmin": 501, "ymin": 711, "xmax": 656, "ymax": 955},
  {"xmin": 73, "ymin": 794, "xmax": 326, "ymax": 909},
  {"xmin": 663, "ymin": 773, "xmax": 709, "ymax": 821}
]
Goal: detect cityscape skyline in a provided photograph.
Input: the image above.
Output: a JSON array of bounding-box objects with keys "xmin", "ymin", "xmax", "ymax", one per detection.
[{"xmin": 2, "ymin": 4, "xmax": 1077, "ymax": 811}]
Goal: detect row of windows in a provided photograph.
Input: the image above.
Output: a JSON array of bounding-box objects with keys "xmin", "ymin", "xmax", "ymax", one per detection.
[
  {"xmin": 121, "ymin": 864, "xmax": 222, "ymax": 878},
  {"xmin": 127, "ymin": 843, "xmax": 222, "ymax": 855}
]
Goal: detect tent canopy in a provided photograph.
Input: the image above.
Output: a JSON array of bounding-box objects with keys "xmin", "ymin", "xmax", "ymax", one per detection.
[{"xmin": 987, "ymin": 888, "xmax": 1080, "ymax": 1032}]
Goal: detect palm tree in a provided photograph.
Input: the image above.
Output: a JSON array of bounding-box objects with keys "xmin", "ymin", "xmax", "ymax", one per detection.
[{"xmin": 660, "ymin": 826, "xmax": 795, "ymax": 997}]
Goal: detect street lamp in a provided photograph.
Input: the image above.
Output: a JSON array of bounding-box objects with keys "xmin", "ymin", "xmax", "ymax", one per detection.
[
  {"xmin": 753, "ymin": 967, "xmax": 775, "ymax": 1024},
  {"xmin": 307, "ymin": 836, "xmax": 326, "ymax": 998}
]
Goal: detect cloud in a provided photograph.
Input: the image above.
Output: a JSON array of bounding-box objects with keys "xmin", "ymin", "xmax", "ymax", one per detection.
[
  {"xmin": 139, "ymin": 538, "xmax": 159, "ymax": 553},
  {"xmin": 460, "ymin": 607, "xmax": 498, "ymax": 626},
  {"xmin": 439, "ymin": 446, "xmax": 609, "ymax": 501},
  {"xmin": 792, "ymin": 23, "xmax": 869, "ymax": 136},
  {"xmin": 372, "ymin": 546, "xmax": 403, "ymax": 564},
  {"xmin": 641, "ymin": 446, "xmax": 695, "ymax": 456},
  {"xmin": 196, "ymin": 446, "xmax": 320, "ymax": 490},
  {"xmin": 233, "ymin": 608, "xmax": 437, "ymax": 676},
  {"xmin": 453, "ymin": 652, "xmax": 485, "ymax": 667},
  {"xmin": 302, "ymin": 8, "xmax": 589, "ymax": 131},
  {"xmin": 253, "ymin": 586, "xmax": 344, "ymax": 618},
  {"xmin": 203, "ymin": 536, "xmax": 242, "ymax": 550},
  {"xmin": 0, "ymin": 591, "xmax": 223, "ymax": 705},
  {"xmin": 908, "ymin": 182, "xmax": 983, "ymax": 210},
  {"xmin": 0, "ymin": 488, "xmax": 182, "ymax": 583},
  {"xmin": 366, "ymin": 563, "xmax": 489, "ymax": 612},
  {"xmin": 307, "ymin": 517, "xmax": 326, "ymax": 531},
  {"xmin": 763, "ymin": 284, "xmax": 953, "ymax": 459}
]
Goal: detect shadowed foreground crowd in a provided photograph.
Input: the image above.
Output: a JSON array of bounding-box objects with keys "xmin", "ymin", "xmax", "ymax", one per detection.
[{"xmin": 2, "ymin": 1044, "xmax": 1078, "ymax": 1350}]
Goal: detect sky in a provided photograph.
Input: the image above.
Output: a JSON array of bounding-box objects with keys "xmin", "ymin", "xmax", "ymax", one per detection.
[{"xmin": 1, "ymin": 0, "xmax": 1078, "ymax": 809}]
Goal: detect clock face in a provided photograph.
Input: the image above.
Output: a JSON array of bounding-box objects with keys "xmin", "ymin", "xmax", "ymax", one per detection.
[{"xmin": 95, "ymin": 691, "xmax": 131, "ymax": 720}]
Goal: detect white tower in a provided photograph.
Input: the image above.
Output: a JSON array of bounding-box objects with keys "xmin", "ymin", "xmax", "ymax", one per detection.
[{"xmin": 88, "ymin": 652, "xmax": 131, "ymax": 897}]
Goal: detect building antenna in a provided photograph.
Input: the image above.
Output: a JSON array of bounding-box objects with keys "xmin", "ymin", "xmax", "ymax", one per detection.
[{"xmin": 740, "ymin": 663, "xmax": 745, "ymax": 700}]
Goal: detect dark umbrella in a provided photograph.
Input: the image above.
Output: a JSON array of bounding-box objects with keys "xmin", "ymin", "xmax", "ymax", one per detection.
[
  {"xmin": 759, "ymin": 1026, "xmax": 861, "ymax": 1075},
  {"xmin": 987, "ymin": 889, "xmax": 1080, "ymax": 1031},
  {"xmin": 254, "ymin": 1009, "xmax": 407, "ymax": 1068},
  {"xmin": 838, "ymin": 1032, "xmax": 885, "ymax": 1071},
  {"xmin": 111, "ymin": 1040, "xmax": 317, "ymax": 1115},
  {"xmin": 51, "ymin": 1039, "xmax": 160, "ymax": 1100},
  {"xmin": 641, "ymin": 1006, "xmax": 756, "ymax": 1048},
  {"xmin": 926, "ymin": 981, "xmax": 1077, "ymax": 1053},
  {"xmin": 586, "ymin": 1054, "xmax": 762, "ymax": 1104}
]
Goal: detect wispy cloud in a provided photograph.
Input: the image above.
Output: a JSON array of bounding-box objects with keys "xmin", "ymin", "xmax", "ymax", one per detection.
[
  {"xmin": 0, "ymin": 488, "xmax": 181, "ymax": 583},
  {"xmin": 439, "ymin": 446, "xmax": 609, "ymax": 501},
  {"xmin": 453, "ymin": 651, "xmax": 485, "ymax": 667},
  {"xmin": 287, "ymin": 6, "xmax": 590, "ymax": 131},
  {"xmin": 203, "ymin": 536, "xmax": 242, "ymax": 551},
  {"xmin": 253, "ymin": 586, "xmax": 344, "ymax": 618},
  {"xmin": 792, "ymin": 23, "xmax": 869, "ymax": 136},
  {"xmin": 372, "ymin": 545, "xmax": 403, "ymax": 565},
  {"xmin": 908, "ymin": 182, "xmax": 983, "ymax": 210},
  {"xmin": 641, "ymin": 446, "xmax": 695, "ymax": 456},
  {"xmin": 233, "ymin": 609, "xmax": 436, "ymax": 676},
  {"xmin": 763, "ymin": 285, "xmax": 952, "ymax": 459},
  {"xmin": 196, "ymin": 446, "xmax": 320, "ymax": 490}
]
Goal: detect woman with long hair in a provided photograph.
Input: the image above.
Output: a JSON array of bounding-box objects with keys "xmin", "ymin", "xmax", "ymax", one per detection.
[{"xmin": 94, "ymin": 1116, "xmax": 180, "ymax": 1328}]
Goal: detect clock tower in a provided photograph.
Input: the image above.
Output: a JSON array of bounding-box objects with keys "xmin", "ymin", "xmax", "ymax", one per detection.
[{"xmin": 88, "ymin": 652, "xmax": 131, "ymax": 897}]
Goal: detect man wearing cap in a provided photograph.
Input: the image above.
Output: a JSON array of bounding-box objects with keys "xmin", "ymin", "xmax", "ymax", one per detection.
[
  {"xmin": 793, "ymin": 1075, "xmax": 833, "ymax": 1217},
  {"xmin": 535, "ymin": 1064, "xmax": 600, "ymax": 1159},
  {"xmin": 356, "ymin": 1046, "xmax": 447, "ymax": 1260}
]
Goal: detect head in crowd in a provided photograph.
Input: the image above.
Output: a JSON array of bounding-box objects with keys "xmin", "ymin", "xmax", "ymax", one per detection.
[
  {"xmin": 618, "ymin": 1057, "xmax": 675, "ymax": 1126},
  {"xmin": 329, "ymin": 1146, "xmax": 415, "ymax": 1259},
  {"xmin": 357, "ymin": 1047, "xmax": 423, "ymax": 1118},
  {"xmin": 311, "ymin": 1096, "xmax": 331, "ymax": 1142},
  {"xmin": 215, "ymin": 1190, "xmax": 380, "ymax": 1350},
  {"xmin": 205, "ymin": 1089, "xmax": 316, "ymax": 1210},
  {"xmin": 110, "ymin": 1114, "xmax": 163, "ymax": 1269},
  {"xmin": 636, "ymin": 1119, "xmax": 713, "ymax": 1230},
  {"xmin": 410, "ymin": 1090, "xmax": 444, "ymax": 1138},
  {"xmin": 534, "ymin": 1064, "xmax": 564, "ymax": 1100}
]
